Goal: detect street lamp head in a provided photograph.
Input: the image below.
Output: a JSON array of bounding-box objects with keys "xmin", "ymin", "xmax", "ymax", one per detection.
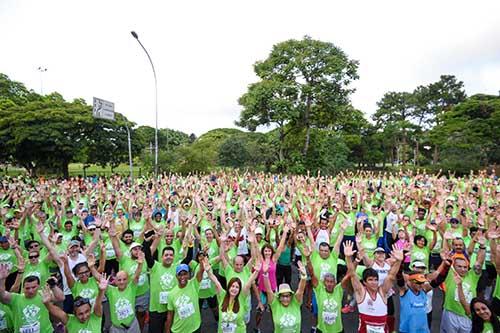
[{"xmin": 131, "ymin": 31, "xmax": 139, "ymax": 39}]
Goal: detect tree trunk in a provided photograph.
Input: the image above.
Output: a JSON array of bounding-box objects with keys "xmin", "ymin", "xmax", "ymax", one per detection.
[
  {"xmin": 61, "ymin": 160, "xmax": 69, "ymax": 179},
  {"xmin": 433, "ymin": 145, "xmax": 439, "ymax": 164},
  {"xmin": 415, "ymin": 140, "xmax": 419, "ymax": 166}
]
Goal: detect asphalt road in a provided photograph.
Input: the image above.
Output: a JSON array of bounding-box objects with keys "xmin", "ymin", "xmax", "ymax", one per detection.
[{"xmin": 200, "ymin": 278, "xmax": 444, "ymax": 332}]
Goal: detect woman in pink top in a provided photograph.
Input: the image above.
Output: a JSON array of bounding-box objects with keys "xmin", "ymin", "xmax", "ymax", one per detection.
[{"xmin": 254, "ymin": 223, "xmax": 290, "ymax": 333}]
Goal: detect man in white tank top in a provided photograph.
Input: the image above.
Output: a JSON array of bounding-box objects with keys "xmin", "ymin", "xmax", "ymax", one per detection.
[{"xmin": 345, "ymin": 241, "xmax": 403, "ymax": 333}]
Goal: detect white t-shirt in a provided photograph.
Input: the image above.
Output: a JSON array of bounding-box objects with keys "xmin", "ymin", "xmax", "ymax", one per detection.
[{"xmin": 386, "ymin": 212, "xmax": 398, "ymax": 233}]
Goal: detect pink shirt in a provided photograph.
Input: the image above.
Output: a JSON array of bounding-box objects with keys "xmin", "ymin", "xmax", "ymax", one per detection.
[
  {"xmin": 395, "ymin": 239, "xmax": 410, "ymax": 263},
  {"xmin": 258, "ymin": 259, "xmax": 277, "ymax": 292}
]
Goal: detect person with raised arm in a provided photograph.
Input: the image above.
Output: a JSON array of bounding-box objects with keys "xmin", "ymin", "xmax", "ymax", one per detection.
[
  {"xmin": 165, "ymin": 259, "xmax": 205, "ymax": 333},
  {"xmin": 305, "ymin": 244, "xmax": 350, "ymax": 333},
  {"xmin": 262, "ymin": 258, "xmax": 307, "ymax": 333},
  {"xmin": 204, "ymin": 257, "xmax": 260, "ymax": 333},
  {"xmin": 345, "ymin": 240, "xmax": 403, "ymax": 333},
  {"xmin": 42, "ymin": 272, "xmax": 109, "ymax": 332},
  {"xmin": 0, "ymin": 262, "xmax": 64, "ymax": 333}
]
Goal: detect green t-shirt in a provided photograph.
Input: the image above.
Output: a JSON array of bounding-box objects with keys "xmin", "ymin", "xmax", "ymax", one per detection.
[
  {"xmin": 314, "ymin": 283, "xmax": 343, "ymax": 333},
  {"xmin": 310, "ymin": 251, "xmax": 339, "ymax": 281},
  {"xmin": 444, "ymin": 270, "xmax": 480, "ymax": 317},
  {"xmin": 194, "ymin": 262, "xmax": 217, "ymax": 299},
  {"xmin": 25, "ymin": 260, "xmax": 51, "ymax": 286},
  {"xmin": 414, "ymin": 219, "xmax": 427, "ymax": 236},
  {"xmin": 361, "ymin": 236, "xmax": 378, "ymax": 260},
  {"xmin": 149, "ymin": 261, "xmax": 177, "ymax": 313},
  {"xmin": 158, "ymin": 239, "xmax": 183, "ymax": 263},
  {"xmin": 338, "ymin": 212, "xmax": 356, "ymax": 236},
  {"xmin": 0, "ymin": 303, "xmax": 13, "ymax": 332},
  {"xmin": 0, "ymin": 248, "xmax": 17, "ymax": 273},
  {"xmin": 129, "ymin": 218, "xmax": 145, "ymax": 239},
  {"xmin": 71, "ymin": 277, "xmax": 99, "ymax": 309},
  {"xmin": 216, "ymin": 290, "xmax": 246, "ymax": 333},
  {"xmin": 270, "ymin": 293, "xmax": 302, "ymax": 333},
  {"xmin": 411, "ymin": 245, "xmax": 430, "ymax": 268},
  {"xmin": 224, "ymin": 265, "xmax": 251, "ymax": 312},
  {"xmin": 482, "ymin": 321, "xmax": 494, "ymax": 333},
  {"xmin": 66, "ymin": 313, "xmax": 102, "ymax": 333},
  {"xmin": 167, "ymin": 278, "xmax": 201, "ymax": 333},
  {"xmin": 118, "ymin": 256, "xmax": 148, "ymax": 296},
  {"xmin": 7, "ymin": 292, "xmax": 52, "ymax": 333},
  {"xmin": 106, "ymin": 283, "xmax": 137, "ymax": 327}
]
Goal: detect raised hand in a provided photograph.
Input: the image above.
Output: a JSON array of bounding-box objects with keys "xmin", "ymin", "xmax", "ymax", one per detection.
[
  {"xmin": 343, "ymin": 240, "xmax": 356, "ymax": 257},
  {"xmin": 87, "ymin": 254, "xmax": 96, "ymax": 268},
  {"xmin": 136, "ymin": 250, "xmax": 145, "ymax": 264},
  {"xmin": 297, "ymin": 260, "xmax": 307, "ymax": 276},
  {"xmin": 41, "ymin": 285, "xmax": 52, "ymax": 304},
  {"xmin": 99, "ymin": 273, "xmax": 110, "ymax": 291},
  {"xmin": 391, "ymin": 244, "xmax": 404, "ymax": 261}
]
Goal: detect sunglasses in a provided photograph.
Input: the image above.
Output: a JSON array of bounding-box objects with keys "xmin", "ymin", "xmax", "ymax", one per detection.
[
  {"xmin": 29, "ymin": 255, "xmax": 39, "ymax": 259},
  {"xmin": 77, "ymin": 270, "xmax": 90, "ymax": 276},
  {"xmin": 73, "ymin": 297, "xmax": 90, "ymax": 307}
]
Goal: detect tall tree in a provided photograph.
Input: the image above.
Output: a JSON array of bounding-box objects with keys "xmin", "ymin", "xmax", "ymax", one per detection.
[
  {"xmin": 373, "ymin": 92, "xmax": 418, "ymax": 165},
  {"xmin": 237, "ymin": 36, "xmax": 359, "ymax": 158}
]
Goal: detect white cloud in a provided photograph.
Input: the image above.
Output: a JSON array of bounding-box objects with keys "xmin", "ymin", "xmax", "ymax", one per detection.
[{"xmin": 1, "ymin": 0, "xmax": 499, "ymax": 135}]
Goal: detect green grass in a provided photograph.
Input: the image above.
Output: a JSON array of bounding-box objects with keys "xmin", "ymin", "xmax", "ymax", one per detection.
[{"xmin": 0, "ymin": 163, "xmax": 146, "ymax": 177}]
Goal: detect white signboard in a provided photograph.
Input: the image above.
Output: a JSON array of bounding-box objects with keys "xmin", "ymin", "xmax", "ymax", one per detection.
[{"xmin": 93, "ymin": 97, "xmax": 115, "ymax": 121}]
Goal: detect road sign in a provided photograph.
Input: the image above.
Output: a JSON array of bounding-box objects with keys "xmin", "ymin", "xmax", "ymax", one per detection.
[{"xmin": 92, "ymin": 97, "xmax": 115, "ymax": 121}]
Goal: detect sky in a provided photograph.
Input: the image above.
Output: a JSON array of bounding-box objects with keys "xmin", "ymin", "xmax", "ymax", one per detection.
[{"xmin": 1, "ymin": 0, "xmax": 499, "ymax": 136}]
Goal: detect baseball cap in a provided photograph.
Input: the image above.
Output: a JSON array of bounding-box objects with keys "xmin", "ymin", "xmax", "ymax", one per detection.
[
  {"xmin": 412, "ymin": 261, "xmax": 427, "ymax": 269},
  {"xmin": 176, "ymin": 264, "xmax": 190, "ymax": 275},
  {"xmin": 0, "ymin": 236, "xmax": 8, "ymax": 243},
  {"xmin": 87, "ymin": 223, "xmax": 97, "ymax": 230},
  {"xmin": 409, "ymin": 273, "xmax": 427, "ymax": 283},
  {"xmin": 129, "ymin": 242, "xmax": 143, "ymax": 250},
  {"xmin": 255, "ymin": 227, "xmax": 264, "ymax": 235},
  {"xmin": 374, "ymin": 247, "xmax": 386, "ymax": 253},
  {"xmin": 68, "ymin": 240, "xmax": 80, "ymax": 248}
]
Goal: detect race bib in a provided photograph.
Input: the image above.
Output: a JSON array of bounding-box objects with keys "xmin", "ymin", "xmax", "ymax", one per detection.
[
  {"xmin": 106, "ymin": 248, "xmax": 116, "ymax": 258},
  {"xmin": 138, "ymin": 273, "xmax": 146, "ymax": 286},
  {"xmin": 159, "ymin": 291, "xmax": 169, "ymax": 304},
  {"xmin": 20, "ymin": 322, "xmax": 40, "ymax": 333},
  {"xmin": 221, "ymin": 322, "xmax": 236, "ymax": 333},
  {"xmin": 116, "ymin": 305, "xmax": 133, "ymax": 320},
  {"xmin": 322, "ymin": 311, "xmax": 337, "ymax": 325},
  {"xmin": 366, "ymin": 324, "xmax": 385, "ymax": 333},
  {"xmin": 178, "ymin": 303, "xmax": 195, "ymax": 319},
  {"xmin": 200, "ymin": 278, "xmax": 211, "ymax": 290}
]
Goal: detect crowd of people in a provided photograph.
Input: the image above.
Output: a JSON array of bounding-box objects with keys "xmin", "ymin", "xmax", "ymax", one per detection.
[{"xmin": 0, "ymin": 169, "xmax": 498, "ymax": 333}]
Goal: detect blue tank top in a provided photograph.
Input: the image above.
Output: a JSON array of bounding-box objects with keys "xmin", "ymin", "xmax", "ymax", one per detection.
[{"xmin": 399, "ymin": 289, "xmax": 429, "ymax": 333}]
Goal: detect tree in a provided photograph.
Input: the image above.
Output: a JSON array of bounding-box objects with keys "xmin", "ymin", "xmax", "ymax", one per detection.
[
  {"xmin": 218, "ymin": 136, "xmax": 250, "ymax": 168},
  {"xmin": 432, "ymin": 94, "xmax": 500, "ymax": 171},
  {"xmin": 83, "ymin": 114, "xmax": 142, "ymax": 171},
  {"xmin": 373, "ymin": 92, "xmax": 419, "ymax": 165},
  {"xmin": 413, "ymin": 75, "xmax": 466, "ymax": 163},
  {"xmin": 0, "ymin": 93, "xmax": 93, "ymax": 177},
  {"xmin": 237, "ymin": 36, "xmax": 359, "ymax": 160}
]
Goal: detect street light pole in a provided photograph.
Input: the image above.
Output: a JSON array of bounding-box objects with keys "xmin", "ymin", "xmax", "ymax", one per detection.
[
  {"xmin": 130, "ymin": 31, "xmax": 159, "ymax": 180},
  {"xmin": 125, "ymin": 124, "xmax": 134, "ymax": 185},
  {"xmin": 37, "ymin": 67, "xmax": 47, "ymax": 95}
]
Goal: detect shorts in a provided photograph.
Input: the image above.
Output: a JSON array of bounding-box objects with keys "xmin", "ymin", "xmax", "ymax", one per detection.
[
  {"xmin": 259, "ymin": 291, "xmax": 268, "ymax": 306},
  {"xmin": 311, "ymin": 291, "xmax": 318, "ymax": 316},
  {"xmin": 440, "ymin": 309, "xmax": 471, "ymax": 333},
  {"xmin": 135, "ymin": 292, "xmax": 150, "ymax": 313},
  {"xmin": 110, "ymin": 317, "xmax": 140, "ymax": 333}
]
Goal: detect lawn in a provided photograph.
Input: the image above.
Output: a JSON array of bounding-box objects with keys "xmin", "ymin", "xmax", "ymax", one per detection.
[{"xmin": 0, "ymin": 163, "xmax": 146, "ymax": 177}]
